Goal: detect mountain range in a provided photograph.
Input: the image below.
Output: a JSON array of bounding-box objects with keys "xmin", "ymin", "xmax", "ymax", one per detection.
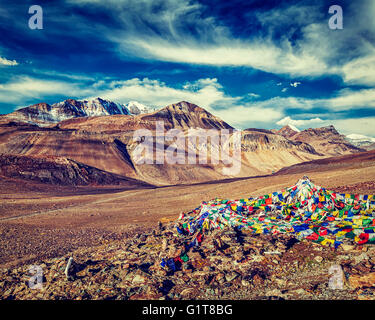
[
  {"xmin": 0, "ymin": 98, "xmax": 368, "ymax": 186},
  {"xmin": 3, "ymin": 98, "xmax": 161, "ymax": 125},
  {"xmin": 274, "ymin": 124, "xmax": 362, "ymax": 156},
  {"xmin": 346, "ymin": 133, "xmax": 375, "ymax": 150}
]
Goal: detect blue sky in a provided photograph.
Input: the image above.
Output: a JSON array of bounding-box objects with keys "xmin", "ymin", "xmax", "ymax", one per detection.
[{"xmin": 0, "ymin": 0, "xmax": 375, "ymax": 135}]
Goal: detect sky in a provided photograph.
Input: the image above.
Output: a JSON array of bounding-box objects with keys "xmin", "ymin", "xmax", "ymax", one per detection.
[{"xmin": 0, "ymin": 0, "xmax": 375, "ymax": 135}]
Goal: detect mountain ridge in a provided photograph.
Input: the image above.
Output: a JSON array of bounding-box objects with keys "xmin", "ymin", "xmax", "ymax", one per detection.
[
  {"xmin": 0, "ymin": 98, "xmax": 366, "ymax": 186},
  {"xmin": 274, "ymin": 124, "xmax": 364, "ymax": 156},
  {"xmin": 3, "ymin": 98, "xmax": 160, "ymax": 125}
]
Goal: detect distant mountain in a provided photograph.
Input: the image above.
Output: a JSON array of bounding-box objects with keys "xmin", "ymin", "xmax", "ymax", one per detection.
[
  {"xmin": 0, "ymin": 99, "xmax": 367, "ymax": 186},
  {"xmin": 275, "ymin": 149, "xmax": 375, "ymax": 176},
  {"xmin": 5, "ymin": 98, "xmax": 131, "ymax": 124},
  {"xmin": 285, "ymin": 125, "xmax": 364, "ymax": 156},
  {"xmin": 272, "ymin": 125, "xmax": 300, "ymax": 139},
  {"xmin": 139, "ymin": 101, "xmax": 233, "ymax": 130},
  {"xmin": 346, "ymin": 133, "xmax": 375, "ymax": 150},
  {"xmin": 125, "ymin": 101, "xmax": 158, "ymax": 115},
  {"xmin": 365, "ymin": 143, "xmax": 375, "ymax": 151},
  {"xmin": 56, "ymin": 101, "xmax": 234, "ymax": 132},
  {"xmin": 239, "ymin": 128, "xmax": 321, "ymax": 175},
  {"xmin": 0, "ymin": 100, "xmax": 322, "ymax": 185},
  {"xmin": 244, "ymin": 128, "xmax": 275, "ymax": 134}
]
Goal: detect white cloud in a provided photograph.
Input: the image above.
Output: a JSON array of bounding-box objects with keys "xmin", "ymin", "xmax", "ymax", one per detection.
[
  {"xmin": 0, "ymin": 56, "xmax": 18, "ymax": 66},
  {"xmin": 281, "ymin": 88, "xmax": 288, "ymax": 93},
  {"xmin": 327, "ymin": 88, "xmax": 375, "ymax": 110},
  {"xmin": 254, "ymin": 1, "xmax": 375, "ymax": 85},
  {"xmin": 121, "ymin": 37, "xmax": 329, "ymax": 77},
  {"xmin": 247, "ymin": 93, "xmax": 260, "ymax": 99},
  {"xmin": 342, "ymin": 53, "xmax": 375, "ymax": 86},
  {"xmin": 290, "ymin": 81, "xmax": 301, "ymax": 87},
  {"xmin": 0, "ymin": 76, "xmax": 95, "ymax": 103},
  {"xmin": 277, "ymin": 116, "xmax": 324, "ymax": 127},
  {"xmin": 92, "ymin": 77, "xmax": 238, "ymax": 110},
  {"xmin": 104, "ymin": 0, "xmax": 374, "ymax": 83},
  {"xmin": 63, "ymin": 0, "xmax": 375, "ymax": 84},
  {"xmin": 331, "ymin": 117, "xmax": 375, "ymax": 136},
  {"xmin": 95, "ymin": 0, "xmax": 332, "ymax": 77},
  {"xmin": 32, "ymin": 69, "xmax": 96, "ymax": 81},
  {"xmin": 215, "ymin": 105, "xmax": 283, "ymax": 128},
  {"xmin": 89, "ymin": 77, "xmax": 282, "ymax": 129},
  {"xmin": 254, "ymin": 88, "xmax": 375, "ymax": 112}
]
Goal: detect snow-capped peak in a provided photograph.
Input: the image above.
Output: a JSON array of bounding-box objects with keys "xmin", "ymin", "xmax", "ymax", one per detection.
[
  {"xmin": 287, "ymin": 124, "xmax": 300, "ymax": 132},
  {"xmin": 346, "ymin": 133, "xmax": 375, "ymax": 142},
  {"xmin": 346, "ymin": 133, "xmax": 375, "ymax": 148},
  {"xmin": 125, "ymin": 101, "xmax": 158, "ymax": 115},
  {"xmin": 80, "ymin": 97, "xmax": 131, "ymax": 116}
]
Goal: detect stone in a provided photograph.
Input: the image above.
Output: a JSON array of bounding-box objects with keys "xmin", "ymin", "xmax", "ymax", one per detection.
[
  {"xmin": 161, "ymin": 239, "xmax": 168, "ymax": 251},
  {"xmin": 349, "ymin": 273, "xmax": 375, "ymax": 289},
  {"xmin": 273, "ymin": 278, "xmax": 287, "ymax": 287},
  {"xmin": 252, "ymin": 255, "xmax": 265, "ymax": 262},
  {"xmin": 132, "ymin": 274, "xmax": 146, "ymax": 284},
  {"xmin": 338, "ymin": 255, "xmax": 350, "ymax": 261},
  {"xmin": 266, "ymin": 289, "xmax": 282, "ymax": 297},
  {"xmin": 233, "ymin": 251, "xmax": 244, "ymax": 261},
  {"xmin": 241, "ymin": 279, "xmax": 250, "ymax": 286},
  {"xmin": 314, "ymin": 256, "xmax": 323, "ymax": 263},
  {"xmin": 225, "ymin": 272, "xmax": 239, "ymax": 282},
  {"xmin": 354, "ymin": 253, "xmax": 369, "ymax": 264},
  {"xmin": 216, "ymin": 273, "xmax": 225, "ymax": 284},
  {"xmin": 252, "ymin": 274, "xmax": 264, "ymax": 286},
  {"xmin": 341, "ymin": 244, "xmax": 355, "ymax": 252},
  {"xmin": 291, "ymin": 288, "xmax": 312, "ymax": 296}
]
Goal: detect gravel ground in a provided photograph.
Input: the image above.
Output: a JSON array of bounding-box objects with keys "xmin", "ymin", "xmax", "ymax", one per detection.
[{"xmin": 1, "ymin": 221, "xmax": 374, "ymax": 300}]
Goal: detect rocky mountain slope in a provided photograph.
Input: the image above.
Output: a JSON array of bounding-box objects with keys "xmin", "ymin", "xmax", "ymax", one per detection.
[
  {"xmin": 140, "ymin": 101, "xmax": 233, "ymax": 130},
  {"xmin": 275, "ymin": 125, "xmax": 363, "ymax": 156},
  {"xmin": 0, "ymin": 154, "xmax": 153, "ymax": 187},
  {"xmin": 0, "ymin": 102, "xmax": 325, "ymax": 185},
  {"xmin": 57, "ymin": 101, "xmax": 233, "ymax": 132},
  {"xmin": 4, "ymin": 98, "xmax": 132, "ymax": 125},
  {"xmin": 239, "ymin": 129, "xmax": 321, "ymax": 175},
  {"xmin": 0, "ymin": 99, "xmax": 365, "ymax": 186},
  {"xmin": 346, "ymin": 134, "xmax": 375, "ymax": 150},
  {"xmin": 275, "ymin": 149, "xmax": 375, "ymax": 176},
  {"xmin": 3, "ymin": 98, "xmax": 162, "ymax": 126},
  {"xmin": 272, "ymin": 125, "xmax": 299, "ymax": 139}
]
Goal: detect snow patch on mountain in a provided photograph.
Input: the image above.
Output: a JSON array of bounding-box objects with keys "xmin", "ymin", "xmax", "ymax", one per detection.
[
  {"xmin": 287, "ymin": 124, "xmax": 300, "ymax": 132},
  {"xmin": 52, "ymin": 97, "xmax": 131, "ymax": 118},
  {"xmin": 125, "ymin": 101, "xmax": 158, "ymax": 115},
  {"xmin": 5, "ymin": 98, "xmax": 163, "ymax": 126},
  {"xmin": 346, "ymin": 133, "xmax": 375, "ymax": 148}
]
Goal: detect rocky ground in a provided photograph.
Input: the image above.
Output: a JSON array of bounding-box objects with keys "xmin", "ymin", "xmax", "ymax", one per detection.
[{"xmin": 1, "ymin": 219, "xmax": 375, "ymax": 300}]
